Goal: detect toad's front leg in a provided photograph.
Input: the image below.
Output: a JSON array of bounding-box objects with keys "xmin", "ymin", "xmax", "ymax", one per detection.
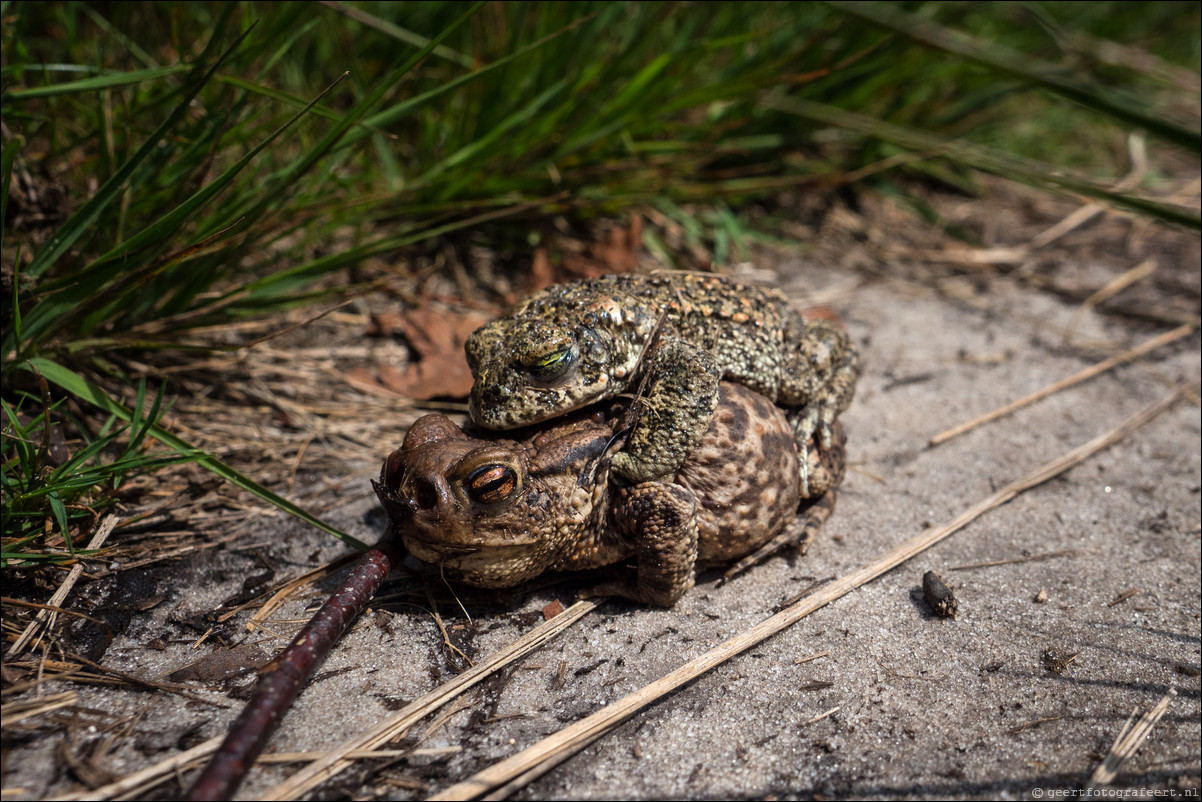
[
  {"xmin": 596, "ymin": 481, "xmax": 700, "ymax": 607},
  {"xmin": 610, "ymin": 338, "xmax": 721, "ymax": 484}
]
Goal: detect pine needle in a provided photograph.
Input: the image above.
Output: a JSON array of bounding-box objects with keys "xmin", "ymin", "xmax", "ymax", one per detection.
[
  {"xmin": 1088, "ymin": 689, "xmax": 1176, "ymax": 787},
  {"xmin": 929, "ymin": 325, "xmax": 1194, "ymax": 446},
  {"xmin": 260, "ymin": 598, "xmax": 600, "ymax": 800},
  {"xmin": 7, "ymin": 514, "xmax": 118, "ymax": 655}
]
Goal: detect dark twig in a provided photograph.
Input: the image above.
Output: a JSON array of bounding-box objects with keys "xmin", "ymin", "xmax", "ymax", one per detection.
[{"xmin": 185, "ymin": 538, "xmax": 403, "ymax": 801}]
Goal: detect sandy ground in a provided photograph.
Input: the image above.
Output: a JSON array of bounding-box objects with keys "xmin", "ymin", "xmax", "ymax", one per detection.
[{"xmin": 3, "ymin": 189, "xmax": 1199, "ymax": 801}]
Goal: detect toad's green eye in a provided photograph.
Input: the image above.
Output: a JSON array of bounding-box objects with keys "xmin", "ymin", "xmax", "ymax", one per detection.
[
  {"xmin": 525, "ymin": 345, "xmax": 575, "ymax": 381},
  {"xmin": 466, "ymin": 465, "xmax": 517, "ymax": 504}
]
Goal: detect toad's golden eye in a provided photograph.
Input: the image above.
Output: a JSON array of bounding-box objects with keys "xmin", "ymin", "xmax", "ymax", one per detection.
[
  {"xmin": 524, "ymin": 345, "xmax": 575, "ymax": 381},
  {"xmin": 466, "ymin": 465, "xmax": 517, "ymax": 504}
]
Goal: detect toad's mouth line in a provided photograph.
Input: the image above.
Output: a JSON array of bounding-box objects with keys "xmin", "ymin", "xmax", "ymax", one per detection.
[
  {"xmin": 400, "ymin": 530, "xmax": 543, "ymax": 553},
  {"xmin": 476, "ymin": 389, "xmax": 637, "ymax": 431}
]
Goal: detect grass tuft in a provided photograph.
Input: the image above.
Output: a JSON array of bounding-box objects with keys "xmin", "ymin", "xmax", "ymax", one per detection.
[{"xmin": 1, "ymin": 370, "xmax": 200, "ymax": 566}]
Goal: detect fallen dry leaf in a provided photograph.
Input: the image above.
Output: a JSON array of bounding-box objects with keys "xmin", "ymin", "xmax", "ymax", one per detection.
[
  {"xmin": 527, "ymin": 216, "xmax": 643, "ymax": 293},
  {"xmin": 167, "ymin": 644, "xmax": 270, "ymax": 683},
  {"xmin": 362, "ymin": 307, "xmax": 495, "ymax": 400},
  {"xmin": 564, "ymin": 215, "xmax": 643, "ymax": 279}
]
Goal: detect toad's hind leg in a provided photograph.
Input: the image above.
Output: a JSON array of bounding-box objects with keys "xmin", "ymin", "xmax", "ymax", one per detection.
[
  {"xmin": 593, "ymin": 481, "xmax": 700, "ymax": 607},
  {"xmin": 778, "ymin": 318, "xmax": 858, "ymax": 497},
  {"xmin": 721, "ymin": 421, "xmax": 846, "ymax": 583}
]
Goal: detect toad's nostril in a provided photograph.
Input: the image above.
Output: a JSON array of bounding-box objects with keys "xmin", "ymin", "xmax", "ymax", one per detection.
[{"xmin": 409, "ymin": 479, "xmax": 439, "ymax": 511}]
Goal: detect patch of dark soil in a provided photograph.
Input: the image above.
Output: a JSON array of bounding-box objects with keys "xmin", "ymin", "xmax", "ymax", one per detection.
[{"xmin": 62, "ymin": 564, "xmax": 178, "ymax": 662}]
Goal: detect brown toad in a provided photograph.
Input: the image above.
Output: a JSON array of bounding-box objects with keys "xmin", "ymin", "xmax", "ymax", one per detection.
[
  {"xmin": 375, "ymin": 383, "xmax": 844, "ymax": 606},
  {"xmin": 464, "ymin": 272, "xmax": 858, "ymax": 495}
]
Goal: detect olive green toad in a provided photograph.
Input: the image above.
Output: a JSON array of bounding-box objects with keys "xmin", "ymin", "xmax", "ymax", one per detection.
[{"xmin": 465, "ymin": 272, "xmax": 858, "ymax": 495}]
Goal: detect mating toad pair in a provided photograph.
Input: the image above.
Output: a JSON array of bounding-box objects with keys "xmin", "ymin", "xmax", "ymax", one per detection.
[{"xmin": 376, "ymin": 273, "xmax": 859, "ymax": 605}]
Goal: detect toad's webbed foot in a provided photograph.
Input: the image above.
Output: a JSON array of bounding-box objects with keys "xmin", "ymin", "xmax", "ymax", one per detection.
[{"xmin": 610, "ymin": 339, "xmax": 721, "ymax": 484}]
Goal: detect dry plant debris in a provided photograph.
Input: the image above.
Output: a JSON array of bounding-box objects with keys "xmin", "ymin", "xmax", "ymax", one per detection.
[
  {"xmin": 1089, "ymin": 690, "xmax": 1177, "ymax": 787},
  {"xmin": 928, "ymin": 323, "xmax": 1196, "ymax": 445},
  {"xmin": 351, "ymin": 307, "xmax": 497, "ymax": 401}
]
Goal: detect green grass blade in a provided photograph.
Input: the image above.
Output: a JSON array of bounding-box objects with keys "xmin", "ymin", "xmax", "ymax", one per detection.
[
  {"xmin": 76, "ymin": 2, "xmax": 159, "ymax": 69},
  {"xmin": 346, "ymin": 13, "xmax": 594, "ymax": 151},
  {"xmin": 234, "ymin": 195, "xmax": 544, "ymax": 308},
  {"xmin": 19, "ymin": 7, "xmax": 245, "ymax": 281},
  {"xmin": 217, "ymin": 76, "xmax": 347, "ymax": 123},
  {"xmin": 12, "ymin": 36, "xmax": 343, "ymax": 353},
  {"xmin": 4, "ymin": 250, "xmax": 19, "ymax": 355},
  {"xmin": 326, "ymin": 2, "xmax": 474, "ymax": 68},
  {"xmin": 23, "ymin": 358, "xmax": 368, "ymax": 551},
  {"xmin": 251, "ymin": 1, "xmax": 487, "ymax": 212},
  {"xmin": 829, "ymin": 1, "xmax": 1201, "ymax": 153},
  {"xmin": 51, "ymin": 431, "xmax": 120, "ymax": 477},
  {"xmin": 253, "ymin": 14, "xmax": 321, "ymax": 79},
  {"xmin": 79, "ymin": 73, "xmax": 347, "ymax": 280},
  {"xmin": 125, "ymin": 380, "xmax": 162, "ymax": 458},
  {"xmin": 2, "ymin": 65, "xmax": 189, "ymax": 99},
  {"xmin": 418, "ymin": 78, "xmax": 569, "ymax": 186},
  {"xmin": 47, "ymin": 491, "xmax": 70, "ymax": 551},
  {"xmin": 0, "ymin": 134, "xmax": 22, "ymax": 251},
  {"xmin": 768, "ymin": 96, "xmax": 1201, "ymax": 229}
]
